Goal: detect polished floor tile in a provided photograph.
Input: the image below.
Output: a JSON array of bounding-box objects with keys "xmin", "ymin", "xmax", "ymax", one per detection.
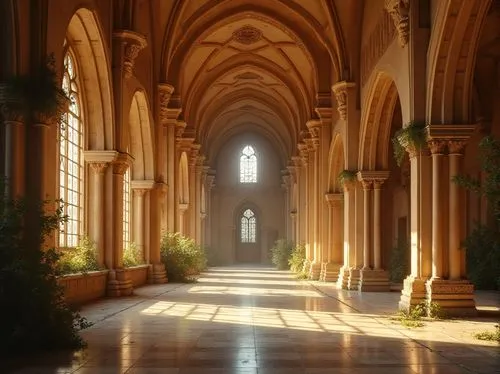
[{"xmin": 4, "ymin": 266, "xmax": 499, "ymax": 374}]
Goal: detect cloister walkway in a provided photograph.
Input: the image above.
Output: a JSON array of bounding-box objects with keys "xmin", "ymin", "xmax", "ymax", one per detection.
[{"xmin": 7, "ymin": 267, "xmax": 500, "ymax": 374}]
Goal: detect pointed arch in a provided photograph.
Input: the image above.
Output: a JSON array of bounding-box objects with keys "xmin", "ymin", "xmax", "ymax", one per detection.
[
  {"xmin": 128, "ymin": 90, "xmax": 155, "ymax": 180},
  {"xmin": 359, "ymin": 71, "xmax": 401, "ymax": 170},
  {"xmin": 66, "ymin": 8, "xmax": 114, "ymax": 150}
]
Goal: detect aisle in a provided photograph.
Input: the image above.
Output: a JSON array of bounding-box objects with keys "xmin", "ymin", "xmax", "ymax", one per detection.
[{"xmin": 7, "ymin": 267, "xmax": 499, "ymax": 374}]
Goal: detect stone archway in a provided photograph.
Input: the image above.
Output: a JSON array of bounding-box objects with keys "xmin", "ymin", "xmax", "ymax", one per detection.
[{"xmin": 234, "ymin": 202, "xmax": 262, "ymax": 264}]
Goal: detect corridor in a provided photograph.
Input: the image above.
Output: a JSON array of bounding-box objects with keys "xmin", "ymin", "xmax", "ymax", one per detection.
[{"xmin": 7, "ymin": 267, "xmax": 499, "ymax": 374}]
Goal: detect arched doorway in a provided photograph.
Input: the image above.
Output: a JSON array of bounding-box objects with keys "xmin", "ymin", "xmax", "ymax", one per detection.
[{"xmin": 235, "ymin": 205, "xmax": 261, "ymax": 263}]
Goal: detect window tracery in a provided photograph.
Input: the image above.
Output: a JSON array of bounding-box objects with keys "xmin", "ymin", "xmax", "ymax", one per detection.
[
  {"xmin": 241, "ymin": 208, "xmax": 256, "ymax": 243},
  {"xmin": 240, "ymin": 145, "xmax": 257, "ymax": 183}
]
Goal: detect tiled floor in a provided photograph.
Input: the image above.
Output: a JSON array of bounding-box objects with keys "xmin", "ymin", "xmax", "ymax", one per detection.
[{"xmin": 5, "ymin": 266, "xmax": 500, "ymax": 374}]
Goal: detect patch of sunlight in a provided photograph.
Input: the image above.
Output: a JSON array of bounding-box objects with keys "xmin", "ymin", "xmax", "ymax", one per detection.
[
  {"xmin": 202, "ymin": 271, "xmax": 293, "ymax": 279},
  {"xmin": 189, "ymin": 285, "xmax": 321, "ymax": 297},
  {"xmin": 196, "ymin": 277, "xmax": 301, "ymax": 286}
]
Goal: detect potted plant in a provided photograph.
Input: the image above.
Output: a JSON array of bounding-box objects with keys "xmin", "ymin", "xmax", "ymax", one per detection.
[
  {"xmin": 337, "ymin": 169, "xmax": 357, "ymax": 188},
  {"xmin": 392, "ymin": 121, "xmax": 427, "ymax": 166}
]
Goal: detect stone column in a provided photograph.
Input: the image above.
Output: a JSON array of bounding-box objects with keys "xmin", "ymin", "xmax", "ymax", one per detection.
[
  {"xmin": 358, "ymin": 171, "xmax": 391, "ymax": 291},
  {"xmin": 306, "ymin": 134, "xmax": 321, "ymax": 280},
  {"xmin": 194, "ymin": 155, "xmax": 204, "ymax": 244},
  {"xmin": 322, "ymin": 193, "xmax": 343, "ymax": 282},
  {"xmin": 150, "ymin": 182, "xmax": 168, "ymax": 283},
  {"xmin": 425, "ymin": 125, "xmax": 476, "ymax": 317},
  {"xmin": 205, "ymin": 174, "xmax": 215, "ymax": 248},
  {"xmin": 179, "ymin": 203, "xmax": 188, "ymax": 235},
  {"xmin": 297, "ymin": 143, "xmax": 310, "ymax": 272},
  {"xmin": 337, "ymin": 180, "xmax": 356, "ymax": 289},
  {"xmin": 107, "ymin": 154, "xmax": 133, "ymax": 297},
  {"xmin": 84, "ymin": 151, "xmax": 117, "ymax": 268}
]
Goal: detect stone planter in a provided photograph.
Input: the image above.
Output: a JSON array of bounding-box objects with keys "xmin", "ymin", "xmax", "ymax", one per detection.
[
  {"xmin": 124, "ymin": 264, "xmax": 150, "ymax": 287},
  {"xmin": 58, "ymin": 270, "xmax": 109, "ymax": 306}
]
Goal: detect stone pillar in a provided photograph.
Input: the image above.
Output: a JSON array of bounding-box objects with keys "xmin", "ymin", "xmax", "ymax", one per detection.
[
  {"xmin": 306, "ymin": 133, "xmax": 321, "ymax": 280},
  {"xmin": 179, "ymin": 203, "xmax": 188, "ymax": 235},
  {"xmin": 107, "ymin": 154, "xmax": 133, "ymax": 297},
  {"xmin": 150, "ymin": 182, "xmax": 168, "ymax": 283},
  {"xmin": 322, "ymin": 193, "xmax": 343, "ymax": 282},
  {"xmin": 298, "ymin": 143, "xmax": 311, "ymax": 272},
  {"xmin": 399, "ymin": 145, "xmax": 432, "ymax": 310},
  {"xmin": 205, "ymin": 174, "xmax": 215, "ymax": 248},
  {"xmin": 337, "ymin": 180, "xmax": 356, "ymax": 289},
  {"xmin": 194, "ymin": 155, "xmax": 204, "ymax": 244},
  {"xmin": 425, "ymin": 125, "xmax": 476, "ymax": 317},
  {"xmin": 358, "ymin": 171, "xmax": 391, "ymax": 291},
  {"xmin": 1, "ymin": 107, "xmax": 25, "ymax": 197}
]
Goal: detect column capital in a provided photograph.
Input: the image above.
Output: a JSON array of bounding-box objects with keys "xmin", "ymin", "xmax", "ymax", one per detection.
[
  {"xmin": 385, "ymin": 0, "xmax": 409, "ymax": 47},
  {"xmin": 131, "ymin": 179, "xmax": 155, "ymax": 190},
  {"xmin": 357, "ymin": 170, "xmax": 390, "ymax": 182},
  {"xmin": 133, "ymin": 188, "xmax": 148, "ymax": 197},
  {"xmin": 89, "ymin": 161, "xmax": 109, "ymax": 174},
  {"xmin": 448, "ymin": 140, "xmax": 467, "ymax": 155},
  {"xmin": 113, "ymin": 30, "xmax": 147, "ymax": 79},
  {"xmin": 206, "ymin": 174, "xmax": 216, "ymax": 190},
  {"xmin": 179, "ymin": 203, "xmax": 189, "ymax": 213},
  {"xmin": 177, "ymin": 136, "xmax": 194, "ymax": 153},
  {"xmin": 112, "ymin": 152, "xmax": 133, "ymax": 175},
  {"xmin": 331, "ymin": 81, "xmax": 356, "ymax": 121},
  {"xmin": 84, "ymin": 150, "xmax": 119, "ymax": 164},
  {"xmin": 175, "ymin": 120, "xmax": 187, "ymax": 137},
  {"xmin": 427, "ymin": 139, "xmax": 447, "ymax": 155},
  {"xmin": 359, "ymin": 179, "xmax": 373, "ymax": 190},
  {"xmin": 154, "ymin": 182, "xmax": 168, "ymax": 194}
]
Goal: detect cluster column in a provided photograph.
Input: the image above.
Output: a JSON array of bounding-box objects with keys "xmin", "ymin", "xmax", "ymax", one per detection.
[
  {"xmin": 297, "ymin": 142, "xmax": 311, "ymax": 272},
  {"xmin": 337, "ymin": 179, "xmax": 356, "ymax": 289},
  {"xmin": 357, "ymin": 171, "xmax": 391, "ymax": 291},
  {"xmin": 425, "ymin": 125, "xmax": 476, "ymax": 316}
]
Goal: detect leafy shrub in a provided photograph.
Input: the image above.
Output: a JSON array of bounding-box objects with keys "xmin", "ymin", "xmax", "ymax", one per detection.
[
  {"xmin": 56, "ymin": 235, "xmax": 101, "ymax": 275},
  {"xmin": 123, "ymin": 242, "xmax": 144, "ymax": 268},
  {"xmin": 270, "ymin": 239, "xmax": 293, "ymax": 270},
  {"xmin": 0, "ymin": 185, "xmax": 89, "ymax": 355},
  {"xmin": 160, "ymin": 232, "xmax": 207, "ymax": 282},
  {"xmin": 454, "ymin": 136, "xmax": 500, "ymax": 290},
  {"xmin": 389, "ymin": 241, "xmax": 409, "ymax": 283},
  {"xmin": 289, "ymin": 243, "xmax": 306, "ymax": 273},
  {"xmin": 474, "ymin": 324, "xmax": 500, "ymax": 342}
]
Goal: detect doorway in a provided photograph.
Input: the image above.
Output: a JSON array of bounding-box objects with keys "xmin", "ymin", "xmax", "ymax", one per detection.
[{"xmin": 235, "ymin": 207, "xmax": 261, "ymax": 263}]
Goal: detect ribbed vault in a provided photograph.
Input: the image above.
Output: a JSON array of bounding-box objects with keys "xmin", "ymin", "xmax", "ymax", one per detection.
[{"xmin": 161, "ymin": 0, "xmax": 344, "ymax": 166}]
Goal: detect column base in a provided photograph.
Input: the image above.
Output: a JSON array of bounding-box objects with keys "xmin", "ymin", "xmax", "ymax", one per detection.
[
  {"xmin": 107, "ymin": 269, "xmax": 133, "ymax": 297},
  {"xmin": 336, "ymin": 266, "xmax": 350, "ymax": 289},
  {"xmin": 320, "ymin": 262, "xmax": 342, "ymax": 283},
  {"xmin": 398, "ymin": 275, "xmax": 427, "ymax": 312},
  {"xmin": 426, "ymin": 278, "xmax": 477, "ymax": 317},
  {"xmin": 309, "ymin": 262, "xmax": 321, "ymax": 280},
  {"xmin": 302, "ymin": 259, "xmax": 311, "ymax": 274},
  {"xmin": 347, "ymin": 267, "xmax": 361, "ymax": 290},
  {"xmin": 358, "ymin": 268, "xmax": 390, "ymax": 292},
  {"xmin": 148, "ymin": 263, "xmax": 168, "ymax": 284}
]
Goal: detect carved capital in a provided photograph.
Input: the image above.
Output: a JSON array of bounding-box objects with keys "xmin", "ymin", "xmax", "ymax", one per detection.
[
  {"xmin": 133, "ymin": 188, "xmax": 148, "ymax": 197},
  {"xmin": 448, "ymin": 140, "xmax": 467, "ymax": 155},
  {"xmin": 331, "ymin": 81, "xmax": 356, "ymax": 121},
  {"xmin": 158, "ymin": 84, "xmax": 175, "ymax": 123},
  {"xmin": 325, "ymin": 193, "xmax": 343, "ymax": 207},
  {"xmin": 372, "ymin": 179, "xmax": 386, "ymax": 189},
  {"xmin": 113, "ymin": 30, "xmax": 147, "ymax": 79},
  {"xmin": 360, "ymin": 179, "xmax": 373, "ymax": 190},
  {"xmin": 89, "ymin": 161, "xmax": 109, "ymax": 174},
  {"xmin": 112, "ymin": 152, "xmax": 133, "ymax": 175},
  {"xmin": 385, "ymin": 0, "xmax": 410, "ymax": 47},
  {"xmin": 428, "ymin": 139, "xmax": 447, "ymax": 155}
]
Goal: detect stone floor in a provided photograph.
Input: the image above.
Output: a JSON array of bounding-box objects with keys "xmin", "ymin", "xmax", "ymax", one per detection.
[{"xmin": 5, "ymin": 266, "xmax": 500, "ymax": 374}]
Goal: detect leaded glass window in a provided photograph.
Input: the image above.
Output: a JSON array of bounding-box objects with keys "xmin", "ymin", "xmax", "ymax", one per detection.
[
  {"xmin": 241, "ymin": 209, "xmax": 256, "ymax": 243},
  {"xmin": 123, "ymin": 168, "xmax": 131, "ymax": 249},
  {"xmin": 59, "ymin": 50, "xmax": 83, "ymax": 248},
  {"xmin": 240, "ymin": 145, "xmax": 257, "ymax": 183}
]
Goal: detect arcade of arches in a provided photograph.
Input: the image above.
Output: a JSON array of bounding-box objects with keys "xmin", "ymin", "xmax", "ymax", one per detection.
[{"xmin": 1, "ymin": 0, "xmax": 499, "ymax": 317}]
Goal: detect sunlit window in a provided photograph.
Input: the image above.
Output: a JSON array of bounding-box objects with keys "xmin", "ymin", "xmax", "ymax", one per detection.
[
  {"xmin": 240, "ymin": 145, "xmax": 257, "ymax": 183},
  {"xmin": 59, "ymin": 49, "xmax": 83, "ymax": 248},
  {"xmin": 241, "ymin": 209, "xmax": 256, "ymax": 243},
  {"xmin": 123, "ymin": 168, "xmax": 131, "ymax": 248}
]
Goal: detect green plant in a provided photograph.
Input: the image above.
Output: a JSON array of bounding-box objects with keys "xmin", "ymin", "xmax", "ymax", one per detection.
[
  {"xmin": 57, "ymin": 235, "xmax": 101, "ymax": 275},
  {"xmin": 160, "ymin": 232, "xmax": 207, "ymax": 282},
  {"xmin": 289, "ymin": 243, "xmax": 306, "ymax": 273},
  {"xmin": 0, "ymin": 182, "xmax": 89, "ymax": 355},
  {"xmin": 392, "ymin": 121, "xmax": 427, "ymax": 166},
  {"xmin": 1, "ymin": 54, "xmax": 70, "ymax": 124},
  {"xmin": 453, "ymin": 136, "xmax": 500, "ymax": 290},
  {"xmin": 389, "ymin": 241, "xmax": 409, "ymax": 283},
  {"xmin": 394, "ymin": 302, "xmax": 426, "ymax": 328},
  {"xmin": 473, "ymin": 324, "xmax": 500, "ymax": 342},
  {"xmin": 337, "ymin": 170, "xmax": 357, "ymax": 187},
  {"xmin": 123, "ymin": 242, "xmax": 144, "ymax": 268},
  {"xmin": 270, "ymin": 239, "xmax": 294, "ymax": 270}
]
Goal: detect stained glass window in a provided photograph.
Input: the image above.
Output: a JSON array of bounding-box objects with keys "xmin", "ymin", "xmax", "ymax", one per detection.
[
  {"xmin": 59, "ymin": 50, "xmax": 83, "ymax": 248},
  {"xmin": 123, "ymin": 168, "xmax": 131, "ymax": 248},
  {"xmin": 241, "ymin": 209, "xmax": 256, "ymax": 243},
  {"xmin": 240, "ymin": 145, "xmax": 257, "ymax": 183}
]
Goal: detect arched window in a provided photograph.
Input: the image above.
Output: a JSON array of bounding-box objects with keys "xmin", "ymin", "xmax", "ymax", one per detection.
[
  {"xmin": 123, "ymin": 168, "xmax": 131, "ymax": 248},
  {"xmin": 240, "ymin": 145, "xmax": 257, "ymax": 183},
  {"xmin": 241, "ymin": 209, "xmax": 256, "ymax": 243},
  {"xmin": 59, "ymin": 49, "xmax": 83, "ymax": 248}
]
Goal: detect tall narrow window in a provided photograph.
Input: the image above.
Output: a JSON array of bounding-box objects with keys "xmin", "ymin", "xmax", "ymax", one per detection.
[
  {"xmin": 59, "ymin": 50, "xmax": 83, "ymax": 248},
  {"xmin": 123, "ymin": 168, "xmax": 131, "ymax": 248},
  {"xmin": 241, "ymin": 209, "xmax": 256, "ymax": 243},
  {"xmin": 240, "ymin": 145, "xmax": 257, "ymax": 183}
]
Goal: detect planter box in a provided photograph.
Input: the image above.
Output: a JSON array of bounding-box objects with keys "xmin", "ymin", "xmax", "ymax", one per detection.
[
  {"xmin": 124, "ymin": 265, "xmax": 150, "ymax": 287},
  {"xmin": 58, "ymin": 270, "xmax": 109, "ymax": 306}
]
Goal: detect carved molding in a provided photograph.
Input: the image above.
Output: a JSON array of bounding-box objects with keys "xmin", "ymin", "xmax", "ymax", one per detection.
[
  {"xmin": 332, "ymin": 81, "xmax": 356, "ymax": 121},
  {"xmin": 428, "ymin": 139, "xmax": 447, "ymax": 155},
  {"xmin": 385, "ymin": 0, "xmax": 410, "ymax": 47},
  {"xmin": 158, "ymin": 84, "xmax": 175, "ymax": 123},
  {"xmin": 232, "ymin": 25, "xmax": 262, "ymax": 45},
  {"xmin": 113, "ymin": 30, "xmax": 147, "ymax": 79},
  {"xmin": 131, "ymin": 179, "xmax": 155, "ymax": 190},
  {"xmin": 448, "ymin": 140, "xmax": 467, "ymax": 155},
  {"xmin": 89, "ymin": 162, "xmax": 109, "ymax": 174},
  {"xmin": 112, "ymin": 152, "xmax": 133, "ymax": 175}
]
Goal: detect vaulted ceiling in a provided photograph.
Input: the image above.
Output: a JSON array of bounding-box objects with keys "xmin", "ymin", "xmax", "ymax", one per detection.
[{"xmin": 156, "ymin": 0, "xmax": 358, "ymax": 165}]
